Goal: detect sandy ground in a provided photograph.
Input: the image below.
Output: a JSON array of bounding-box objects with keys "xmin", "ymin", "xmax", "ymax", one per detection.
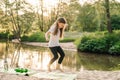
[
  {"xmin": 77, "ymin": 70, "xmax": 120, "ymax": 80},
  {"xmin": 1, "ymin": 42, "xmax": 120, "ymax": 80},
  {"xmin": 0, "ymin": 72, "xmax": 51, "ymax": 80},
  {"xmin": 1, "ymin": 70, "xmax": 120, "ymax": 80}
]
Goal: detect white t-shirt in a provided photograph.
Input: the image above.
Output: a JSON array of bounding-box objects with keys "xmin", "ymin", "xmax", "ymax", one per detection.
[{"xmin": 48, "ymin": 25, "xmax": 60, "ymax": 47}]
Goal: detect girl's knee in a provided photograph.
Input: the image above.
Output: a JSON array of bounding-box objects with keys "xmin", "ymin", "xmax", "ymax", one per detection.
[
  {"xmin": 63, "ymin": 54, "xmax": 65, "ymax": 57},
  {"xmin": 61, "ymin": 53, "xmax": 65, "ymax": 58},
  {"xmin": 54, "ymin": 56, "xmax": 58, "ymax": 60}
]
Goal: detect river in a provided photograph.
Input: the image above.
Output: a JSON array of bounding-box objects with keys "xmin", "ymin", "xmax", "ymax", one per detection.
[{"xmin": 0, "ymin": 42, "xmax": 120, "ymax": 72}]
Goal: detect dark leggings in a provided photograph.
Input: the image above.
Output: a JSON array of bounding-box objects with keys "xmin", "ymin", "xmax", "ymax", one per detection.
[{"xmin": 49, "ymin": 46, "xmax": 65, "ymax": 64}]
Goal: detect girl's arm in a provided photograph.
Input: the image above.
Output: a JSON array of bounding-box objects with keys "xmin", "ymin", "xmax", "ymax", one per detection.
[{"xmin": 45, "ymin": 31, "xmax": 50, "ymax": 41}]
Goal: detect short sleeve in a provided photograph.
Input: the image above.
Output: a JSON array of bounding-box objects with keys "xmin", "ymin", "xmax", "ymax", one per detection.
[{"xmin": 48, "ymin": 25, "xmax": 55, "ymax": 33}]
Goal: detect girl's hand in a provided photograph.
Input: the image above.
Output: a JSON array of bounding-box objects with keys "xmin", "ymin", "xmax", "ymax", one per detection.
[
  {"xmin": 46, "ymin": 38, "xmax": 49, "ymax": 41},
  {"xmin": 63, "ymin": 24, "xmax": 68, "ymax": 30}
]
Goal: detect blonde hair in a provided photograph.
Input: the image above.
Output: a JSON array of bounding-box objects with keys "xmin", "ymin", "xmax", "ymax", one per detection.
[{"xmin": 53, "ymin": 17, "xmax": 67, "ymax": 38}]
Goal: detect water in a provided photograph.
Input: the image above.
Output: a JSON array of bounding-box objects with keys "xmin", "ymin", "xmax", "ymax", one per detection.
[{"xmin": 0, "ymin": 42, "xmax": 120, "ymax": 72}]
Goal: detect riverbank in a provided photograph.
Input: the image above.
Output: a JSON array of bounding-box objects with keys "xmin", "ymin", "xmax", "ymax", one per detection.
[{"xmin": 22, "ymin": 42, "xmax": 77, "ymax": 51}]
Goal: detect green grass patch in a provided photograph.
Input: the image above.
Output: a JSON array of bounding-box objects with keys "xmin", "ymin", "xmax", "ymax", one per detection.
[{"xmin": 60, "ymin": 38, "xmax": 75, "ymax": 42}]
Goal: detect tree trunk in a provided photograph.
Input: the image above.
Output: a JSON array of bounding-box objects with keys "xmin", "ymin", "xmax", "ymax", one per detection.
[
  {"xmin": 105, "ymin": 0, "xmax": 112, "ymax": 33},
  {"xmin": 40, "ymin": 0, "xmax": 44, "ymax": 32}
]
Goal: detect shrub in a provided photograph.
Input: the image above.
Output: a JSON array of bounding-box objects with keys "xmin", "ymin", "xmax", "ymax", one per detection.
[
  {"xmin": 109, "ymin": 42, "xmax": 120, "ymax": 55},
  {"xmin": 29, "ymin": 32, "xmax": 45, "ymax": 42},
  {"xmin": 111, "ymin": 15, "xmax": 120, "ymax": 30},
  {"xmin": 81, "ymin": 36, "xmax": 93, "ymax": 43},
  {"xmin": 21, "ymin": 35, "xmax": 29, "ymax": 41},
  {"xmin": 0, "ymin": 31, "xmax": 14, "ymax": 40},
  {"xmin": 102, "ymin": 33, "xmax": 120, "ymax": 48},
  {"xmin": 79, "ymin": 39, "xmax": 107, "ymax": 53},
  {"xmin": 0, "ymin": 32, "xmax": 9, "ymax": 39},
  {"xmin": 21, "ymin": 32, "xmax": 46, "ymax": 42},
  {"xmin": 74, "ymin": 35, "xmax": 95, "ymax": 48},
  {"xmin": 75, "ymin": 30, "xmax": 120, "ymax": 55}
]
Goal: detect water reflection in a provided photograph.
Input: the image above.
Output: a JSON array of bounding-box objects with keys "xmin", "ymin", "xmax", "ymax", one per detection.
[
  {"xmin": 76, "ymin": 52, "xmax": 120, "ymax": 71},
  {"xmin": 0, "ymin": 42, "xmax": 120, "ymax": 72}
]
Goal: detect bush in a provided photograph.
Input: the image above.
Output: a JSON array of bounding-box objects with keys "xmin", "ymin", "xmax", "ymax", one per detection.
[
  {"xmin": 109, "ymin": 42, "xmax": 120, "ymax": 55},
  {"xmin": 111, "ymin": 15, "xmax": 120, "ymax": 30},
  {"xmin": 0, "ymin": 32, "xmax": 9, "ymax": 39},
  {"xmin": 74, "ymin": 35, "xmax": 96, "ymax": 48},
  {"xmin": 79, "ymin": 39, "xmax": 107, "ymax": 53},
  {"xmin": 81, "ymin": 36, "xmax": 93, "ymax": 43},
  {"xmin": 21, "ymin": 35, "xmax": 29, "ymax": 41},
  {"xmin": 102, "ymin": 33, "xmax": 120, "ymax": 48},
  {"xmin": 0, "ymin": 31, "xmax": 14, "ymax": 41},
  {"xmin": 75, "ymin": 30, "xmax": 120, "ymax": 55},
  {"xmin": 21, "ymin": 32, "xmax": 46, "ymax": 42}
]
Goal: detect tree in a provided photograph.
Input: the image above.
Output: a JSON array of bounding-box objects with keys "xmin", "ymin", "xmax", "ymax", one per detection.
[
  {"xmin": 61, "ymin": 0, "xmax": 80, "ymax": 31},
  {"xmin": 0, "ymin": 0, "xmax": 10, "ymax": 30},
  {"xmin": 0, "ymin": 0, "xmax": 35, "ymax": 40}
]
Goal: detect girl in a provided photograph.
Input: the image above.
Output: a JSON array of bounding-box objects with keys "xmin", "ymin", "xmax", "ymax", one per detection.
[{"xmin": 45, "ymin": 17, "xmax": 67, "ymax": 72}]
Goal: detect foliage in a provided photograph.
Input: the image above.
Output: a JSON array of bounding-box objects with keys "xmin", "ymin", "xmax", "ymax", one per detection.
[
  {"xmin": 0, "ymin": 0, "xmax": 120, "ymax": 35},
  {"xmin": 111, "ymin": 15, "xmax": 120, "ymax": 30},
  {"xmin": 76, "ymin": 4, "xmax": 98, "ymax": 32},
  {"xmin": 79, "ymin": 38, "xmax": 107, "ymax": 53},
  {"xmin": 0, "ymin": 32, "xmax": 9, "ymax": 39},
  {"xmin": 21, "ymin": 32, "xmax": 45, "ymax": 42},
  {"xmin": 109, "ymin": 41, "xmax": 120, "ymax": 55},
  {"xmin": 21, "ymin": 35, "xmax": 29, "ymax": 41},
  {"xmin": 75, "ymin": 30, "xmax": 120, "ymax": 55},
  {"xmin": 74, "ymin": 37, "xmax": 81, "ymax": 48},
  {"xmin": 19, "ymin": 12, "xmax": 35, "ymax": 35},
  {"xmin": 21, "ymin": 32, "xmax": 76, "ymax": 42},
  {"xmin": 60, "ymin": 38, "xmax": 75, "ymax": 42},
  {"xmin": 0, "ymin": 31, "xmax": 14, "ymax": 40},
  {"xmin": 102, "ymin": 33, "xmax": 120, "ymax": 48}
]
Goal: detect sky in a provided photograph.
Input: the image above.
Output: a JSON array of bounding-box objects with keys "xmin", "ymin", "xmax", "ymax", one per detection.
[
  {"xmin": 26, "ymin": 0, "xmax": 120, "ymax": 7},
  {"xmin": 4, "ymin": 0, "xmax": 120, "ymax": 15}
]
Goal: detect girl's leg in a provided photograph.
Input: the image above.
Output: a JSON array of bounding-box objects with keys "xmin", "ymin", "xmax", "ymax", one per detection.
[
  {"xmin": 49, "ymin": 47, "xmax": 58, "ymax": 64},
  {"xmin": 57, "ymin": 46, "xmax": 65, "ymax": 64},
  {"xmin": 56, "ymin": 46, "xmax": 65, "ymax": 72},
  {"xmin": 48, "ymin": 47, "xmax": 58, "ymax": 71}
]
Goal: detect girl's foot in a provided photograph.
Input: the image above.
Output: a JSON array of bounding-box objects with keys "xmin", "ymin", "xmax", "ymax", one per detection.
[
  {"xmin": 47, "ymin": 64, "xmax": 51, "ymax": 72},
  {"xmin": 56, "ymin": 64, "xmax": 64, "ymax": 72},
  {"xmin": 57, "ymin": 68, "xmax": 64, "ymax": 72}
]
